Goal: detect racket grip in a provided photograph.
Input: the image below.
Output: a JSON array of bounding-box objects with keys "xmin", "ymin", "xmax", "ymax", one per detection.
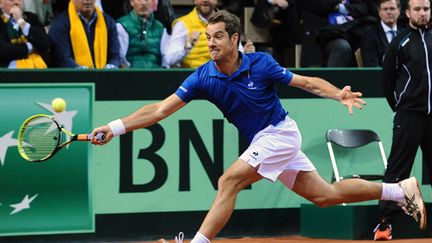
[{"xmin": 87, "ymin": 132, "xmax": 106, "ymax": 142}]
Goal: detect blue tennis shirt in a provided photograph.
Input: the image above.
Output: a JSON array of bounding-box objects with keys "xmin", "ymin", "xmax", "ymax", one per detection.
[{"xmin": 175, "ymin": 52, "xmax": 293, "ymax": 143}]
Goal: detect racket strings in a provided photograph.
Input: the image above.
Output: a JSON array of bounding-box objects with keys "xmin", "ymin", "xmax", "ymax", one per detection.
[{"xmin": 20, "ymin": 118, "xmax": 60, "ymax": 161}]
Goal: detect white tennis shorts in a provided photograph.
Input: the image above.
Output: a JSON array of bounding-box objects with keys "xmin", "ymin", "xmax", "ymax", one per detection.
[{"xmin": 239, "ymin": 116, "xmax": 316, "ymax": 189}]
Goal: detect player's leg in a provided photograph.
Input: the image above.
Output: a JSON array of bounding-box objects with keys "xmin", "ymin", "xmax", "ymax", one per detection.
[
  {"xmin": 192, "ymin": 117, "xmax": 302, "ymax": 242},
  {"xmin": 277, "ymin": 149, "xmax": 383, "ymax": 206},
  {"xmin": 196, "ymin": 158, "xmax": 263, "ymax": 241},
  {"xmin": 291, "ymin": 170, "xmax": 382, "ymax": 206},
  {"xmin": 289, "ymin": 170, "xmax": 426, "ymax": 229}
]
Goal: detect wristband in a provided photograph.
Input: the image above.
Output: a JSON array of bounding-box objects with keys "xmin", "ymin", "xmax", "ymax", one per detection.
[{"xmin": 108, "ymin": 119, "xmax": 126, "ymax": 136}]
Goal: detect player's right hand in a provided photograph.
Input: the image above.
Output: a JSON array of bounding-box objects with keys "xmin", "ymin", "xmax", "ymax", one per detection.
[{"xmin": 91, "ymin": 125, "xmax": 113, "ymax": 145}]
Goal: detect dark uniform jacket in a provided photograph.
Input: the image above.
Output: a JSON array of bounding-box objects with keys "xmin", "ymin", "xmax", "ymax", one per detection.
[{"xmin": 382, "ymin": 26, "xmax": 432, "ymax": 114}]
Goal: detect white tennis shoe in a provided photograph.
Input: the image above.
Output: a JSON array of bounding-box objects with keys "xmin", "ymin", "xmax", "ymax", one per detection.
[{"xmin": 398, "ymin": 177, "xmax": 426, "ymax": 230}]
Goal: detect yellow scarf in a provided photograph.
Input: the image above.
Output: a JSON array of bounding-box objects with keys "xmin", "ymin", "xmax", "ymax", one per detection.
[
  {"xmin": 68, "ymin": 0, "xmax": 107, "ymax": 68},
  {"xmin": 1, "ymin": 14, "xmax": 47, "ymax": 68},
  {"xmin": 16, "ymin": 53, "xmax": 47, "ymax": 68}
]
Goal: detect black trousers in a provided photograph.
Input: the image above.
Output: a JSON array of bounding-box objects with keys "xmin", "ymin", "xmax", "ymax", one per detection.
[{"xmin": 378, "ymin": 111, "xmax": 432, "ymax": 221}]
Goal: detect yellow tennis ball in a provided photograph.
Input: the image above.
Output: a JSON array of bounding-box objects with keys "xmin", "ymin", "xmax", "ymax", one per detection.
[{"xmin": 51, "ymin": 98, "xmax": 66, "ymax": 113}]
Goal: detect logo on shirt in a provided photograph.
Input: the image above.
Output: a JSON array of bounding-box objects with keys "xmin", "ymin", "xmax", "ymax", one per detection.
[
  {"xmin": 248, "ymin": 80, "xmax": 256, "ymax": 90},
  {"xmin": 282, "ymin": 68, "xmax": 287, "ymax": 75},
  {"xmin": 179, "ymin": 86, "xmax": 188, "ymax": 93},
  {"xmin": 247, "ymin": 71, "xmax": 257, "ymax": 90}
]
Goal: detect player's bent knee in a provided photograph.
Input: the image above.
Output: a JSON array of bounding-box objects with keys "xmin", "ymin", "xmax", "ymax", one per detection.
[
  {"xmin": 218, "ymin": 174, "xmax": 236, "ymax": 191},
  {"xmin": 218, "ymin": 173, "xmax": 246, "ymax": 193}
]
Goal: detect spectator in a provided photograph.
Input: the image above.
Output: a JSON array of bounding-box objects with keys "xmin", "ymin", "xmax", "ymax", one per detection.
[
  {"xmin": 0, "ymin": 0, "xmax": 50, "ymax": 68},
  {"xmin": 316, "ymin": 0, "xmax": 377, "ymax": 67},
  {"xmin": 49, "ymin": 0, "xmax": 120, "ymax": 68},
  {"xmin": 361, "ymin": 0, "xmax": 402, "ymax": 67},
  {"xmin": 117, "ymin": 0, "xmax": 167, "ymax": 68},
  {"xmin": 23, "ymin": 0, "xmax": 53, "ymax": 27},
  {"xmin": 165, "ymin": 0, "xmax": 255, "ymax": 68},
  {"xmin": 164, "ymin": 0, "xmax": 218, "ymax": 68}
]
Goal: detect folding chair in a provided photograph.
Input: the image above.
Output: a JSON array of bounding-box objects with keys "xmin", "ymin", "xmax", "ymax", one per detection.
[{"xmin": 326, "ymin": 129, "xmax": 388, "ymax": 183}]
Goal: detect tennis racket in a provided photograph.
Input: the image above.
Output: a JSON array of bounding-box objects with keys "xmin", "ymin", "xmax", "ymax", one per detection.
[{"xmin": 17, "ymin": 114, "xmax": 105, "ymax": 162}]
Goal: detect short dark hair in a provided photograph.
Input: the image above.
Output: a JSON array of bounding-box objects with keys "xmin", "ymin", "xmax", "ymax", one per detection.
[
  {"xmin": 208, "ymin": 10, "xmax": 241, "ymax": 46},
  {"xmin": 379, "ymin": 0, "xmax": 401, "ymax": 9},
  {"xmin": 406, "ymin": 0, "xmax": 430, "ymax": 9}
]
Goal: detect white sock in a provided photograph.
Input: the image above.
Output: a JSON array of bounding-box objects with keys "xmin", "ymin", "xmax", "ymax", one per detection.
[
  {"xmin": 190, "ymin": 232, "xmax": 211, "ymax": 243},
  {"xmin": 380, "ymin": 183, "xmax": 404, "ymax": 203}
]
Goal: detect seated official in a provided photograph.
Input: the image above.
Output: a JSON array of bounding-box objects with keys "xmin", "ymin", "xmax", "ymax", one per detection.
[
  {"xmin": 0, "ymin": 0, "xmax": 50, "ymax": 68},
  {"xmin": 49, "ymin": 0, "xmax": 120, "ymax": 68},
  {"xmin": 360, "ymin": 0, "xmax": 403, "ymax": 67}
]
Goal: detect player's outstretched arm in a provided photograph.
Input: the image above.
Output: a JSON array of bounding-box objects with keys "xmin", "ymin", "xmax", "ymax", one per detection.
[
  {"xmin": 91, "ymin": 94, "xmax": 186, "ymax": 145},
  {"xmin": 289, "ymin": 74, "xmax": 366, "ymax": 115}
]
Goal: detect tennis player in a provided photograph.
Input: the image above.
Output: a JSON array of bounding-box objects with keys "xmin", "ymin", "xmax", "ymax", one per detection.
[{"xmin": 91, "ymin": 10, "xmax": 426, "ymax": 243}]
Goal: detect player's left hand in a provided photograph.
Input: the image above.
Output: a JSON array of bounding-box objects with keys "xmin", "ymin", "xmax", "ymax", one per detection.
[{"xmin": 338, "ymin": 85, "xmax": 366, "ymax": 115}]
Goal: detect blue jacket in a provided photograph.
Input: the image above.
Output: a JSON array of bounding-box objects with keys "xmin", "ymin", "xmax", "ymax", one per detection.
[{"xmin": 49, "ymin": 10, "xmax": 120, "ymax": 68}]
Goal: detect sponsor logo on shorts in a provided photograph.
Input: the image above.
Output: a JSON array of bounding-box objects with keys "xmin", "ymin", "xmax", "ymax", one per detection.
[{"xmin": 250, "ymin": 151, "xmax": 259, "ymax": 160}]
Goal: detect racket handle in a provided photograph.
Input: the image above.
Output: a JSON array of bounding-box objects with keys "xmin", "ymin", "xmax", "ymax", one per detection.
[
  {"xmin": 92, "ymin": 132, "xmax": 106, "ymax": 142},
  {"xmin": 80, "ymin": 133, "xmax": 106, "ymax": 142}
]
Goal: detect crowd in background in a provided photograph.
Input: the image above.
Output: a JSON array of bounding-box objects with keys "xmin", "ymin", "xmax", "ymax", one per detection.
[{"xmin": 0, "ymin": 0, "xmax": 415, "ymax": 69}]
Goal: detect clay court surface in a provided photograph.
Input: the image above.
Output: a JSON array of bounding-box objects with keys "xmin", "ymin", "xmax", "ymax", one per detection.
[{"xmin": 141, "ymin": 236, "xmax": 431, "ymax": 243}]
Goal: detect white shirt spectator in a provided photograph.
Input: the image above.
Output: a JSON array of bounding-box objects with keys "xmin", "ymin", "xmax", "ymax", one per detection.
[{"xmin": 164, "ymin": 12, "xmax": 245, "ymax": 68}]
